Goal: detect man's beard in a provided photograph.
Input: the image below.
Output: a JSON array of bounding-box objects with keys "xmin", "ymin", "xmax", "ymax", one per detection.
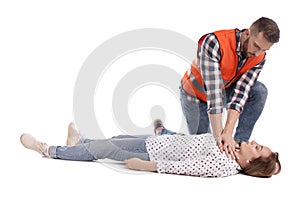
[
  {"xmin": 241, "ymin": 38, "xmax": 255, "ymax": 58},
  {"xmin": 241, "ymin": 38, "xmax": 249, "ymax": 58}
]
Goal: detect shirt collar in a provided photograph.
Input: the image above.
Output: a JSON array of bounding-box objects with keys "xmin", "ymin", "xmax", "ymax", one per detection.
[{"xmin": 236, "ymin": 29, "xmax": 246, "ymax": 58}]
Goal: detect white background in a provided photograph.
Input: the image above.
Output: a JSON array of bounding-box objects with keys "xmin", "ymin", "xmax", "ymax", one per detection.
[{"xmin": 1, "ymin": 0, "xmax": 299, "ymax": 199}]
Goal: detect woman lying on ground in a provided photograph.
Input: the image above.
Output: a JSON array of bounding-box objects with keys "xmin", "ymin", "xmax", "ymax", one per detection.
[{"xmin": 20, "ymin": 120, "xmax": 281, "ymax": 178}]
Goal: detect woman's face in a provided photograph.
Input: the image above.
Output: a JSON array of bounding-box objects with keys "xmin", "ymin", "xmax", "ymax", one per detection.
[{"xmin": 235, "ymin": 141, "xmax": 272, "ymax": 166}]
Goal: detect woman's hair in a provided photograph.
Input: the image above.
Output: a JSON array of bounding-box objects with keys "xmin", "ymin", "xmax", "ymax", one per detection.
[
  {"xmin": 250, "ymin": 17, "xmax": 280, "ymax": 43},
  {"xmin": 242, "ymin": 152, "xmax": 281, "ymax": 178}
]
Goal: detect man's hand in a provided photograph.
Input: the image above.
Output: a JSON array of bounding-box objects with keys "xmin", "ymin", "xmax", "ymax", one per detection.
[
  {"xmin": 216, "ymin": 109, "xmax": 240, "ymax": 160},
  {"xmin": 124, "ymin": 158, "xmax": 157, "ymax": 172},
  {"xmin": 217, "ymin": 132, "xmax": 237, "ymax": 160}
]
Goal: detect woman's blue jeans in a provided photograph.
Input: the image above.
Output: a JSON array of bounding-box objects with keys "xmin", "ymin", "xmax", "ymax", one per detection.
[
  {"xmin": 180, "ymin": 81, "xmax": 268, "ymax": 142},
  {"xmin": 48, "ymin": 135, "xmax": 150, "ymax": 161}
]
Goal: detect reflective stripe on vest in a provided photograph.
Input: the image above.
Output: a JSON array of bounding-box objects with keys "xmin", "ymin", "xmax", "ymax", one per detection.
[{"xmin": 181, "ymin": 29, "xmax": 265, "ymax": 102}]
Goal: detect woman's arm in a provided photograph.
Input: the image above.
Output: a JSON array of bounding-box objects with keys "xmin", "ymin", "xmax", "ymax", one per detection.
[
  {"xmin": 156, "ymin": 157, "xmax": 240, "ymax": 177},
  {"xmin": 124, "ymin": 158, "xmax": 157, "ymax": 172},
  {"xmin": 124, "ymin": 157, "xmax": 240, "ymax": 177}
]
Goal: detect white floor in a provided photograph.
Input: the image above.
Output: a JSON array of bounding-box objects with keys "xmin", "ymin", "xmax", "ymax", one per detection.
[
  {"xmin": 1, "ymin": 1, "xmax": 300, "ymax": 199},
  {"xmin": 3, "ymin": 126, "xmax": 298, "ymax": 200}
]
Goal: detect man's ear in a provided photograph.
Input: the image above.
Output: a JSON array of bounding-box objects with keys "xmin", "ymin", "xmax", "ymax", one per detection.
[{"xmin": 245, "ymin": 29, "xmax": 250, "ymax": 37}]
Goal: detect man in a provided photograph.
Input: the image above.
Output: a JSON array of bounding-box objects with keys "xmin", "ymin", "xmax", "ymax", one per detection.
[{"xmin": 180, "ymin": 17, "xmax": 280, "ymax": 159}]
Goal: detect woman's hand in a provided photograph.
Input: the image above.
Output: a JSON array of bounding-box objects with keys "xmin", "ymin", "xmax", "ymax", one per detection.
[{"xmin": 124, "ymin": 158, "xmax": 157, "ymax": 172}]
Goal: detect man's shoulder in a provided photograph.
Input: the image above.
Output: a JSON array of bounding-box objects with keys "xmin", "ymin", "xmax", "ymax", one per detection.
[{"xmin": 213, "ymin": 29, "xmax": 237, "ymax": 36}]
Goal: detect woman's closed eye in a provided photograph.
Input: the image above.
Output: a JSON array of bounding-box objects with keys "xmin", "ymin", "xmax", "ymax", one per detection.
[{"xmin": 256, "ymin": 145, "xmax": 263, "ymax": 151}]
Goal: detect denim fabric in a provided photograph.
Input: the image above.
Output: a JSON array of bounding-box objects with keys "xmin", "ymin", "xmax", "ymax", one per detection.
[
  {"xmin": 161, "ymin": 128, "xmax": 176, "ymax": 135},
  {"xmin": 233, "ymin": 81, "xmax": 268, "ymax": 142},
  {"xmin": 179, "ymin": 86, "xmax": 210, "ymax": 134},
  {"xmin": 49, "ymin": 135, "xmax": 150, "ymax": 161},
  {"xmin": 180, "ymin": 81, "xmax": 267, "ymax": 142}
]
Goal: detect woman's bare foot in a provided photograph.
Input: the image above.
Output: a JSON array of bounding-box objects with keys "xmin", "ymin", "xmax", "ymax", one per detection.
[{"xmin": 66, "ymin": 122, "xmax": 81, "ymax": 146}]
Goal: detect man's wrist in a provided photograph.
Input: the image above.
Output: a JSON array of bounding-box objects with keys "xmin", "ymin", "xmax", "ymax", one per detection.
[{"xmin": 222, "ymin": 128, "xmax": 233, "ymax": 136}]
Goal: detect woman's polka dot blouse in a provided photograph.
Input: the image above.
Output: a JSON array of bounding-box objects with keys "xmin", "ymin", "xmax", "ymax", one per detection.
[{"xmin": 145, "ymin": 134, "xmax": 241, "ymax": 177}]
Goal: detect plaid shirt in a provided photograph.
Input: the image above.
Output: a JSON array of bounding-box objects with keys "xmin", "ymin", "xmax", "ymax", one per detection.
[{"xmin": 198, "ymin": 30, "xmax": 266, "ymax": 114}]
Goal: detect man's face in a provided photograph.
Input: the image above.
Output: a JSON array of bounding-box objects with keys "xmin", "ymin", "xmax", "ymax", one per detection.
[{"xmin": 242, "ymin": 31, "xmax": 274, "ymax": 58}]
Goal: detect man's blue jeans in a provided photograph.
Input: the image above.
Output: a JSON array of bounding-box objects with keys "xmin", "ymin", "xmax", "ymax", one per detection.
[{"xmin": 180, "ymin": 81, "xmax": 268, "ymax": 142}]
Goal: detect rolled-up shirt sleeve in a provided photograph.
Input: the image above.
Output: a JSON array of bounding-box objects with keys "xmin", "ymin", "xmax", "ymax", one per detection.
[
  {"xmin": 199, "ymin": 34, "xmax": 223, "ymax": 114},
  {"xmin": 227, "ymin": 60, "xmax": 265, "ymax": 112}
]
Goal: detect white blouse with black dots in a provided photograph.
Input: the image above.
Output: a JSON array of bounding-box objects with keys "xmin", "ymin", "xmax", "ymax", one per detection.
[{"xmin": 145, "ymin": 134, "xmax": 241, "ymax": 177}]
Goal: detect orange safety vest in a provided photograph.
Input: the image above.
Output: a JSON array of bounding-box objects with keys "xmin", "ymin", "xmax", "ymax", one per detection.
[{"xmin": 181, "ymin": 29, "xmax": 265, "ymax": 102}]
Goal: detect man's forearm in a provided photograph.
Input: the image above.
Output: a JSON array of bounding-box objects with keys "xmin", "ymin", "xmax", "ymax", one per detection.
[
  {"xmin": 209, "ymin": 109, "xmax": 240, "ymax": 138},
  {"xmin": 223, "ymin": 109, "xmax": 240, "ymax": 135},
  {"xmin": 209, "ymin": 113, "xmax": 223, "ymax": 139}
]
